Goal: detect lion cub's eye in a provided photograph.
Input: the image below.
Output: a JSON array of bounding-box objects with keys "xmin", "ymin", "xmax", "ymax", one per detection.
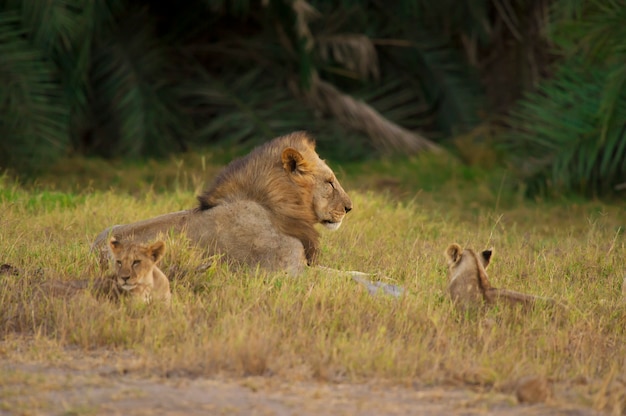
[
  {"xmin": 116, "ymin": 260, "xmax": 122, "ymax": 267},
  {"xmin": 132, "ymin": 260, "xmax": 141, "ymax": 267},
  {"xmin": 327, "ymin": 180, "xmax": 335, "ymax": 189}
]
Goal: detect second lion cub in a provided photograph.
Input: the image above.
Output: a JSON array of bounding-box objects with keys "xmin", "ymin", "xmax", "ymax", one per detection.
[
  {"xmin": 445, "ymin": 243, "xmax": 554, "ymax": 312},
  {"xmin": 108, "ymin": 237, "xmax": 171, "ymax": 305}
]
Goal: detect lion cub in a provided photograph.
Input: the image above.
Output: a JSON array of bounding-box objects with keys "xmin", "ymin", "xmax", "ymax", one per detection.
[
  {"xmin": 108, "ymin": 237, "xmax": 171, "ymax": 305},
  {"xmin": 445, "ymin": 243, "xmax": 554, "ymax": 312}
]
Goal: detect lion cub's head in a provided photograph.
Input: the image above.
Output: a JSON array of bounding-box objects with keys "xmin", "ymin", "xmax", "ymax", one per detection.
[
  {"xmin": 445, "ymin": 243, "xmax": 493, "ymax": 312},
  {"xmin": 108, "ymin": 237, "xmax": 171, "ymax": 305}
]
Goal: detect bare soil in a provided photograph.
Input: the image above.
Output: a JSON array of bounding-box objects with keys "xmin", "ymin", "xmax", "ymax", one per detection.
[{"xmin": 0, "ymin": 350, "xmax": 601, "ymax": 416}]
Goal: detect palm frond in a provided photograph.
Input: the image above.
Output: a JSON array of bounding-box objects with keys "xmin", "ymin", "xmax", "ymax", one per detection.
[
  {"xmin": 357, "ymin": 78, "xmax": 432, "ymax": 131},
  {"xmin": 345, "ymin": 1, "xmax": 488, "ymax": 137},
  {"xmin": 316, "ymin": 34, "xmax": 380, "ymax": 81},
  {"xmin": 305, "ymin": 74, "xmax": 441, "ymax": 153},
  {"xmin": 183, "ymin": 68, "xmax": 279, "ymax": 145},
  {"xmin": 503, "ymin": 60, "xmax": 626, "ymax": 196},
  {"xmin": 551, "ymin": 0, "xmax": 626, "ymax": 59},
  {"xmin": 180, "ymin": 66, "xmax": 377, "ymax": 160},
  {"xmin": 89, "ymin": 10, "xmax": 189, "ymax": 157},
  {"xmin": 292, "ymin": 0, "xmax": 320, "ymax": 51},
  {"xmin": 5, "ymin": 0, "xmax": 125, "ymax": 47},
  {"xmin": 3, "ymin": 0, "xmax": 130, "ymax": 153},
  {"xmin": 551, "ymin": 0, "xmax": 626, "ymax": 143},
  {"xmin": 285, "ymin": 1, "xmax": 480, "ymax": 148},
  {"xmin": 0, "ymin": 11, "xmax": 69, "ymax": 173},
  {"xmin": 381, "ymin": 34, "xmax": 484, "ymax": 136}
]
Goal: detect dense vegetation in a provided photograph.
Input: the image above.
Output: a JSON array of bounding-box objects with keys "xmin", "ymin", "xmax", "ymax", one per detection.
[{"xmin": 0, "ymin": 0, "xmax": 624, "ymax": 196}]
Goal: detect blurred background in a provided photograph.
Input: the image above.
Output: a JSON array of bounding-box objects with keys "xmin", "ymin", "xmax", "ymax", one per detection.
[{"xmin": 0, "ymin": 0, "xmax": 624, "ymax": 197}]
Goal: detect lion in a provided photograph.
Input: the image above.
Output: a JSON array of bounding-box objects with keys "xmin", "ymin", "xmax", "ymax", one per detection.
[
  {"xmin": 8, "ymin": 239, "xmax": 169, "ymax": 306},
  {"xmin": 92, "ymin": 131, "xmax": 353, "ymax": 275},
  {"xmin": 445, "ymin": 243, "xmax": 555, "ymax": 312},
  {"xmin": 108, "ymin": 237, "xmax": 171, "ymax": 305}
]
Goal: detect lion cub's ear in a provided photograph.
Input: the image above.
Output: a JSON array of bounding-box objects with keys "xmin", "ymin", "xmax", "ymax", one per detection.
[
  {"xmin": 109, "ymin": 237, "xmax": 122, "ymax": 254},
  {"xmin": 481, "ymin": 248, "xmax": 493, "ymax": 268},
  {"xmin": 445, "ymin": 243, "xmax": 463, "ymax": 265},
  {"xmin": 282, "ymin": 147, "xmax": 310, "ymax": 174},
  {"xmin": 147, "ymin": 240, "xmax": 166, "ymax": 263}
]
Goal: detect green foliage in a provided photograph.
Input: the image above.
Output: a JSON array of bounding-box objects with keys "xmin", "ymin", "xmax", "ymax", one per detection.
[
  {"xmin": 503, "ymin": 0, "xmax": 626, "ymax": 196},
  {"xmin": 388, "ymin": 34, "xmax": 484, "ymax": 135},
  {"xmin": 89, "ymin": 9, "xmax": 189, "ymax": 157},
  {"xmin": 8, "ymin": 0, "xmax": 624, "ymax": 199},
  {"xmin": 505, "ymin": 60, "xmax": 626, "ymax": 196},
  {"xmin": 311, "ymin": 1, "xmax": 486, "ymax": 136},
  {"xmin": 551, "ymin": 0, "xmax": 626, "ymax": 140},
  {"xmin": 0, "ymin": 10, "xmax": 69, "ymax": 173},
  {"xmin": 181, "ymin": 67, "xmax": 376, "ymax": 161},
  {"xmin": 0, "ymin": 0, "xmax": 489, "ymax": 175}
]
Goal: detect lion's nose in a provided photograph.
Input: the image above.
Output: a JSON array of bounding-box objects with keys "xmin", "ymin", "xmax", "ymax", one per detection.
[
  {"xmin": 345, "ymin": 205, "xmax": 352, "ymax": 213},
  {"xmin": 121, "ymin": 275, "xmax": 130, "ymax": 282}
]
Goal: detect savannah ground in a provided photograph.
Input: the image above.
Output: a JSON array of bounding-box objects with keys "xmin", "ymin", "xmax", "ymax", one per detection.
[{"xmin": 1, "ymin": 149, "xmax": 625, "ymax": 415}]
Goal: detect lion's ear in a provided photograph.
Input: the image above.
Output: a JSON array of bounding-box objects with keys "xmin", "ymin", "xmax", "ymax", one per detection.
[
  {"xmin": 109, "ymin": 237, "xmax": 122, "ymax": 253},
  {"xmin": 481, "ymin": 248, "xmax": 493, "ymax": 268},
  {"xmin": 148, "ymin": 240, "xmax": 166, "ymax": 263},
  {"xmin": 282, "ymin": 147, "xmax": 310, "ymax": 174},
  {"xmin": 445, "ymin": 243, "xmax": 463, "ymax": 265}
]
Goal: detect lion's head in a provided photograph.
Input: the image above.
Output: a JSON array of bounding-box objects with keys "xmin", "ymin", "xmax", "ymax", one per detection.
[
  {"xmin": 280, "ymin": 144, "xmax": 352, "ymax": 231},
  {"xmin": 108, "ymin": 237, "xmax": 168, "ymax": 303},
  {"xmin": 196, "ymin": 131, "xmax": 352, "ymax": 264}
]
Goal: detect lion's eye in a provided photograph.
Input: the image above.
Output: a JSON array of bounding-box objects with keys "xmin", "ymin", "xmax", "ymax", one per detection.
[
  {"xmin": 116, "ymin": 260, "xmax": 122, "ymax": 267},
  {"xmin": 132, "ymin": 260, "xmax": 141, "ymax": 267},
  {"xmin": 328, "ymin": 180, "xmax": 335, "ymax": 189}
]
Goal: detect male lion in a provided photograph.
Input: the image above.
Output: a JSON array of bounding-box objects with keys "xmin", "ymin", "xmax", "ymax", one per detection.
[
  {"xmin": 445, "ymin": 243, "xmax": 555, "ymax": 312},
  {"xmin": 92, "ymin": 132, "xmax": 353, "ymax": 275},
  {"xmin": 108, "ymin": 237, "xmax": 171, "ymax": 305}
]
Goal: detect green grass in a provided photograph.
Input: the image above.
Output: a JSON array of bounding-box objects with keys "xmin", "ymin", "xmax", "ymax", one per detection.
[{"xmin": 1, "ymin": 151, "xmax": 625, "ymax": 413}]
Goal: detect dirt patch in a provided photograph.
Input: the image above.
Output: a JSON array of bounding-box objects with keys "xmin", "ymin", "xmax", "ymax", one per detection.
[{"xmin": 0, "ymin": 357, "xmax": 601, "ymax": 416}]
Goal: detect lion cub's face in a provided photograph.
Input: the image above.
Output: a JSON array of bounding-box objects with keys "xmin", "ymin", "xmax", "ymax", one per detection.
[
  {"xmin": 281, "ymin": 147, "xmax": 352, "ymax": 231},
  {"xmin": 108, "ymin": 237, "xmax": 166, "ymax": 300}
]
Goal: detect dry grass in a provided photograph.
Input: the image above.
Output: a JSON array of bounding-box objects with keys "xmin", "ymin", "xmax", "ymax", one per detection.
[{"xmin": 1, "ymin": 152, "xmax": 625, "ymax": 414}]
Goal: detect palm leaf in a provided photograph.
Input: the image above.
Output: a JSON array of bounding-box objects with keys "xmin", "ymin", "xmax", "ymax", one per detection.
[
  {"xmin": 357, "ymin": 78, "xmax": 432, "ymax": 131},
  {"xmin": 310, "ymin": 1, "xmax": 485, "ymax": 141},
  {"xmin": 89, "ymin": 10, "xmax": 189, "ymax": 157},
  {"xmin": 3, "ymin": 0, "xmax": 129, "ymax": 152},
  {"xmin": 551, "ymin": 0, "xmax": 626, "ymax": 143},
  {"xmin": 183, "ymin": 68, "xmax": 278, "ymax": 145},
  {"xmin": 381, "ymin": 34, "xmax": 484, "ymax": 136},
  {"xmin": 0, "ymin": 11, "xmax": 69, "ymax": 173},
  {"xmin": 316, "ymin": 34, "xmax": 380, "ymax": 81},
  {"xmin": 180, "ymin": 66, "xmax": 376, "ymax": 160},
  {"xmin": 3, "ymin": 0, "xmax": 124, "ymax": 81},
  {"xmin": 305, "ymin": 75, "xmax": 441, "ymax": 153},
  {"xmin": 503, "ymin": 60, "xmax": 626, "ymax": 196}
]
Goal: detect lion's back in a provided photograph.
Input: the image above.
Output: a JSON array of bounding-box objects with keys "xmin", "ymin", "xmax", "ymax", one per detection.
[{"xmin": 186, "ymin": 200, "xmax": 307, "ymax": 275}]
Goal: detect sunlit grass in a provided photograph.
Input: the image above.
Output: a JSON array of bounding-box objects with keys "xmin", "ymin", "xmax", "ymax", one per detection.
[{"xmin": 0, "ymin": 152, "xmax": 625, "ymax": 413}]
